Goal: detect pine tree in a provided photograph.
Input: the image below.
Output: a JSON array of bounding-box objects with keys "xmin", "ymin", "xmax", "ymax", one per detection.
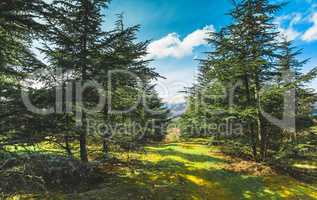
[
  {"xmin": 258, "ymin": 39, "xmax": 317, "ymax": 158},
  {"xmin": 42, "ymin": 3, "xmax": 164, "ymax": 161},
  {"xmin": 99, "ymin": 15, "xmax": 168, "ymax": 152},
  {"xmin": 217, "ymin": 0, "xmax": 283, "ymax": 160},
  {"xmin": 180, "ymin": 28, "xmax": 233, "ymax": 137},
  {"xmin": 0, "ymin": 0, "xmax": 46, "ymax": 147},
  {"xmin": 138, "ymin": 83, "xmax": 170, "ymax": 142},
  {"xmin": 181, "ymin": 0, "xmax": 317, "ymax": 161},
  {"xmin": 42, "ymin": 0, "xmax": 111, "ymax": 162},
  {"xmin": 277, "ymin": 40, "xmax": 316, "ymax": 140}
]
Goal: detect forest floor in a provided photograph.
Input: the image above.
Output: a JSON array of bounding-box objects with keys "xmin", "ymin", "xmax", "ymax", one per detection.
[
  {"xmin": 11, "ymin": 139, "xmax": 317, "ymax": 200},
  {"xmin": 53, "ymin": 139, "xmax": 317, "ymax": 200}
]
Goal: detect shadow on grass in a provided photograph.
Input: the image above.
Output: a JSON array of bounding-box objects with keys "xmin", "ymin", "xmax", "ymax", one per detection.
[
  {"xmin": 69, "ymin": 143, "xmax": 317, "ymax": 200},
  {"xmin": 6, "ymin": 143, "xmax": 316, "ymax": 200},
  {"xmin": 116, "ymin": 144, "xmax": 316, "ymax": 200}
]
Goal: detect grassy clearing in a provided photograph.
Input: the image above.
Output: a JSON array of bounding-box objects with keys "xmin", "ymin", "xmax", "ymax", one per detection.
[
  {"xmin": 71, "ymin": 141, "xmax": 317, "ymax": 199},
  {"xmin": 7, "ymin": 140, "xmax": 317, "ymax": 200}
]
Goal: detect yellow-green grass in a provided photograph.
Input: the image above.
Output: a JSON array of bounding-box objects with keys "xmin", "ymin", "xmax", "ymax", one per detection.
[
  {"xmin": 71, "ymin": 141, "xmax": 317, "ymax": 200},
  {"xmin": 8, "ymin": 140, "xmax": 317, "ymax": 200}
]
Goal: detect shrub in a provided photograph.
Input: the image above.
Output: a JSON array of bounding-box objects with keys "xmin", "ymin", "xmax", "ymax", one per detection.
[{"xmin": 0, "ymin": 153, "xmax": 103, "ymax": 197}]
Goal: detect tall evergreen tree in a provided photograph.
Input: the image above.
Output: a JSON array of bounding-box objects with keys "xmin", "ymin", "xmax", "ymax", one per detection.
[
  {"xmin": 181, "ymin": 0, "xmax": 317, "ymax": 161},
  {"xmin": 0, "ymin": 0, "xmax": 46, "ymax": 147},
  {"xmin": 278, "ymin": 40, "xmax": 316, "ymax": 136},
  {"xmin": 228, "ymin": 0, "xmax": 283, "ymax": 160},
  {"xmin": 99, "ymin": 15, "xmax": 169, "ymax": 152},
  {"xmin": 42, "ymin": 0, "xmax": 112, "ymax": 162},
  {"xmin": 42, "ymin": 3, "xmax": 165, "ymax": 161}
]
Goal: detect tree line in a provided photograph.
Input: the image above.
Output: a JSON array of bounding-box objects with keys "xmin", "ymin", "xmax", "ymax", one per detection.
[
  {"xmin": 0, "ymin": 0, "xmax": 170, "ymax": 162},
  {"xmin": 179, "ymin": 0, "xmax": 317, "ymax": 161}
]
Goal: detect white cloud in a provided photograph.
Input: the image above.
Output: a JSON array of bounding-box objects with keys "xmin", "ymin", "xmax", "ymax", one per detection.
[
  {"xmin": 155, "ymin": 68, "xmax": 198, "ymax": 103},
  {"xmin": 145, "ymin": 25, "xmax": 215, "ymax": 60},
  {"xmin": 302, "ymin": 13, "xmax": 317, "ymax": 42},
  {"xmin": 274, "ymin": 9, "xmax": 317, "ymax": 42},
  {"xmin": 290, "ymin": 13, "xmax": 303, "ymax": 26},
  {"xmin": 274, "ymin": 13, "xmax": 302, "ymax": 41},
  {"xmin": 279, "ymin": 27, "xmax": 301, "ymax": 41}
]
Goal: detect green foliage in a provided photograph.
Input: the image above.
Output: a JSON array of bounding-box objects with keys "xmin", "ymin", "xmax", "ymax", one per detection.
[
  {"xmin": 0, "ymin": 0, "xmax": 47, "ymax": 153},
  {"xmin": 0, "ymin": 0, "xmax": 170, "ymax": 161},
  {"xmin": 0, "ymin": 152, "xmax": 103, "ymax": 198},
  {"xmin": 180, "ymin": 0, "xmax": 317, "ymax": 161}
]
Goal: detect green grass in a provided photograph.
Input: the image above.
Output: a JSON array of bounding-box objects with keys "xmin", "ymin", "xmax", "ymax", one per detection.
[
  {"xmin": 70, "ymin": 141, "xmax": 317, "ymax": 200},
  {"xmin": 8, "ymin": 140, "xmax": 317, "ymax": 200}
]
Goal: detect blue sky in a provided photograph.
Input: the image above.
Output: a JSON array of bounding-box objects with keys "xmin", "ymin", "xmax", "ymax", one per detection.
[{"xmin": 103, "ymin": 0, "xmax": 317, "ymax": 103}]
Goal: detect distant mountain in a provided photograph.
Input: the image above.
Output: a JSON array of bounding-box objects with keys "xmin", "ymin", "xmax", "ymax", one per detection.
[{"xmin": 166, "ymin": 102, "xmax": 188, "ymax": 118}]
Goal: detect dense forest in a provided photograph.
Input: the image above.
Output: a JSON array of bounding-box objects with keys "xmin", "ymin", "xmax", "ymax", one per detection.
[{"xmin": 0, "ymin": 0, "xmax": 317, "ymax": 199}]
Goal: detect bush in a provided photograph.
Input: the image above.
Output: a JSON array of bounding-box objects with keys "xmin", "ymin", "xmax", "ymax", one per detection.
[{"xmin": 24, "ymin": 154, "xmax": 102, "ymax": 187}]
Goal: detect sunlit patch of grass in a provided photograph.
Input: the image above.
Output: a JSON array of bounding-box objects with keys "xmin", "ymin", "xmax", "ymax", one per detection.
[
  {"xmin": 183, "ymin": 174, "xmax": 207, "ymax": 186},
  {"xmin": 4, "ymin": 140, "xmax": 79, "ymax": 156},
  {"xmin": 293, "ymin": 163, "xmax": 317, "ymax": 170},
  {"xmin": 104, "ymin": 141, "xmax": 317, "ymax": 200},
  {"xmin": 264, "ymin": 176, "xmax": 317, "ymax": 200}
]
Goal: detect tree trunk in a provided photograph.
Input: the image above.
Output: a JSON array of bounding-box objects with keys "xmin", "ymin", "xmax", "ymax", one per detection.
[
  {"xmin": 260, "ymin": 130, "xmax": 267, "ymax": 161},
  {"xmin": 255, "ymin": 81, "xmax": 263, "ymax": 161},
  {"xmin": 79, "ymin": 135, "xmax": 88, "ymax": 162},
  {"xmin": 79, "ymin": 0, "xmax": 90, "ymax": 163},
  {"xmin": 103, "ymin": 138, "xmax": 109, "ymax": 157},
  {"xmin": 80, "ymin": 112, "xmax": 88, "ymax": 162},
  {"xmin": 251, "ymin": 127, "xmax": 258, "ymax": 160},
  {"xmin": 65, "ymin": 135, "xmax": 73, "ymax": 157},
  {"xmin": 244, "ymin": 75, "xmax": 258, "ymax": 160}
]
